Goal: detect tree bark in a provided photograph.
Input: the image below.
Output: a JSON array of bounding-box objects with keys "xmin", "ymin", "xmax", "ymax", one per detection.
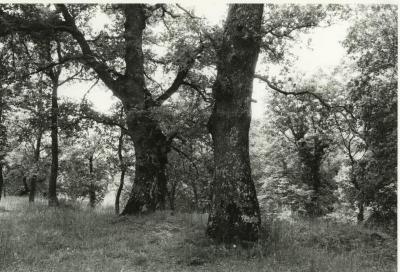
[
  {"xmin": 88, "ymin": 155, "xmax": 96, "ymax": 208},
  {"xmin": 115, "ymin": 132, "xmax": 126, "ymax": 215},
  {"xmin": 116, "ymin": 5, "xmax": 170, "ymax": 215},
  {"xmin": 0, "ymin": 90, "xmax": 4, "ymax": 201},
  {"xmin": 48, "ymin": 83, "xmax": 59, "ymax": 206},
  {"xmin": 21, "ymin": 176, "xmax": 29, "ymax": 195},
  {"xmin": 30, "ymin": 126, "xmax": 42, "ymax": 203},
  {"xmin": 297, "ymin": 137, "xmax": 329, "ymax": 217},
  {"xmin": 29, "ymin": 175, "xmax": 37, "ymax": 202},
  {"xmin": 121, "ymin": 115, "xmax": 168, "ymax": 214},
  {"xmin": 115, "ymin": 169, "xmax": 125, "ymax": 215},
  {"xmin": 357, "ymin": 201, "xmax": 364, "ymax": 223},
  {"xmin": 0, "ymin": 162, "xmax": 3, "ymax": 201},
  {"xmin": 206, "ymin": 4, "xmax": 263, "ymax": 242}
]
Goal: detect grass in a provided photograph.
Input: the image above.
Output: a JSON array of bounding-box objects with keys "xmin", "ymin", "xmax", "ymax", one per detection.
[{"xmin": 0, "ymin": 196, "xmax": 396, "ymax": 272}]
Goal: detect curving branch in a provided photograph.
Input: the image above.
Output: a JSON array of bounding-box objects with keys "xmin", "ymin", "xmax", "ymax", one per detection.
[
  {"xmin": 56, "ymin": 4, "xmax": 117, "ymax": 91},
  {"xmin": 254, "ymin": 74, "xmax": 331, "ymax": 109}
]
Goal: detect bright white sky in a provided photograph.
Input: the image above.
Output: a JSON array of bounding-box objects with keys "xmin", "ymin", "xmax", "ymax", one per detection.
[{"xmin": 58, "ymin": 4, "xmax": 348, "ymax": 119}]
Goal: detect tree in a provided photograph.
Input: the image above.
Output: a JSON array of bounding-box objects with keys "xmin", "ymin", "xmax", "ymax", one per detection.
[
  {"xmin": 265, "ymin": 87, "xmax": 338, "ymax": 217},
  {"xmin": 342, "ymin": 5, "xmax": 397, "ymax": 224},
  {"xmin": 0, "ymin": 88, "xmax": 7, "ymax": 200},
  {"xmin": 58, "ymin": 127, "xmax": 111, "ymax": 205},
  {"xmin": 206, "ymin": 4, "xmax": 264, "ymax": 242},
  {"xmin": 0, "ymin": 4, "xmax": 207, "ymax": 214}
]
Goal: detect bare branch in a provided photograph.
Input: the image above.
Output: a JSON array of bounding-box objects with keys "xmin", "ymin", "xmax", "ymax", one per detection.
[{"xmin": 176, "ymin": 4, "xmax": 201, "ymax": 19}]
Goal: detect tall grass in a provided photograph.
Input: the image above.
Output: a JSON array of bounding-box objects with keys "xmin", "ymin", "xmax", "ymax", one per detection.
[{"xmin": 0, "ymin": 197, "xmax": 396, "ymax": 272}]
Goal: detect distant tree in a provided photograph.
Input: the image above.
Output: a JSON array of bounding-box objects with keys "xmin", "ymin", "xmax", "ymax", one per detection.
[
  {"xmin": 59, "ymin": 127, "xmax": 112, "ymax": 206},
  {"xmin": 265, "ymin": 87, "xmax": 338, "ymax": 217}
]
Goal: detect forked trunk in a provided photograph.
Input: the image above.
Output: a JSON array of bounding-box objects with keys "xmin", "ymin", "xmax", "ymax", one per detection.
[{"xmin": 206, "ymin": 4, "xmax": 263, "ymax": 242}]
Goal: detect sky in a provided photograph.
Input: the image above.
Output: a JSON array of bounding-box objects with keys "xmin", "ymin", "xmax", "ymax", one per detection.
[{"xmin": 58, "ymin": 4, "xmax": 349, "ymax": 119}]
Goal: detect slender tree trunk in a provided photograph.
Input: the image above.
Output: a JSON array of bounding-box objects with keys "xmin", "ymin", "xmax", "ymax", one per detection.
[
  {"xmin": 0, "ymin": 91, "xmax": 4, "ymax": 201},
  {"xmin": 357, "ymin": 201, "xmax": 364, "ymax": 223},
  {"xmin": 29, "ymin": 85, "xmax": 44, "ymax": 203},
  {"xmin": 115, "ymin": 131, "xmax": 126, "ymax": 215},
  {"xmin": 115, "ymin": 169, "xmax": 126, "ymax": 215},
  {"xmin": 30, "ymin": 129, "xmax": 42, "ymax": 203},
  {"xmin": 88, "ymin": 155, "xmax": 96, "ymax": 208},
  {"xmin": 168, "ymin": 183, "xmax": 176, "ymax": 211},
  {"xmin": 48, "ymin": 83, "xmax": 59, "ymax": 206},
  {"xmin": 22, "ymin": 176, "xmax": 29, "ymax": 195},
  {"xmin": 0, "ymin": 162, "xmax": 3, "ymax": 201},
  {"xmin": 206, "ymin": 4, "xmax": 263, "ymax": 242},
  {"xmin": 29, "ymin": 175, "xmax": 37, "ymax": 202}
]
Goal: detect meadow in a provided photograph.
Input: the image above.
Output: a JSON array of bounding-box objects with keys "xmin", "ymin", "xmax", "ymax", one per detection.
[{"xmin": 0, "ymin": 197, "xmax": 396, "ymax": 272}]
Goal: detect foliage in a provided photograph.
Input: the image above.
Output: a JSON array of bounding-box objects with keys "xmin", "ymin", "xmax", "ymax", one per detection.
[{"xmin": 343, "ymin": 5, "xmax": 397, "ymax": 224}]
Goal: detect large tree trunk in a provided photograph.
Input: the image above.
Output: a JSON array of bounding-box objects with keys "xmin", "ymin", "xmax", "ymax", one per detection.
[
  {"xmin": 206, "ymin": 4, "xmax": 263, "ymax": 242},
  {"xmin": 121, "ymin": 114, "xmax": 168, "ymax": 214},
  {"xmin": 118, "ymin": 6, "xmax": 169, "ymax": 215},
  {"xmin": 48, "ymin": 83, "xmax": 59, "ymax": 206}
]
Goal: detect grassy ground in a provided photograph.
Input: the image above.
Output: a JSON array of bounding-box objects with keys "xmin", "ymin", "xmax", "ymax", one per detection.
[{"xmin": 0, "ymin": 197, "xmax": 396, "ymax": 272}]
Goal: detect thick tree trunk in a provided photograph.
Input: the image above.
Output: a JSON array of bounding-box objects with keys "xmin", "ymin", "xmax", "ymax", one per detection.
[
  {"xmin": 88, "ymin": 155, "xmax": 96, "ymax": 208},
  {"xmin": 48, "ymin": 84, "xmax": 59, "ymax": 206},
  {"xmin": 117, "ymin": 6, "xmax": 168, "ymax": 215},
  {"xmin": 121, "ymin": 114, "xmax": 168, "ymax": 214},
  {"xmin": 206, "ymin": 4, "xmax": 263, "ymax": 242}
]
